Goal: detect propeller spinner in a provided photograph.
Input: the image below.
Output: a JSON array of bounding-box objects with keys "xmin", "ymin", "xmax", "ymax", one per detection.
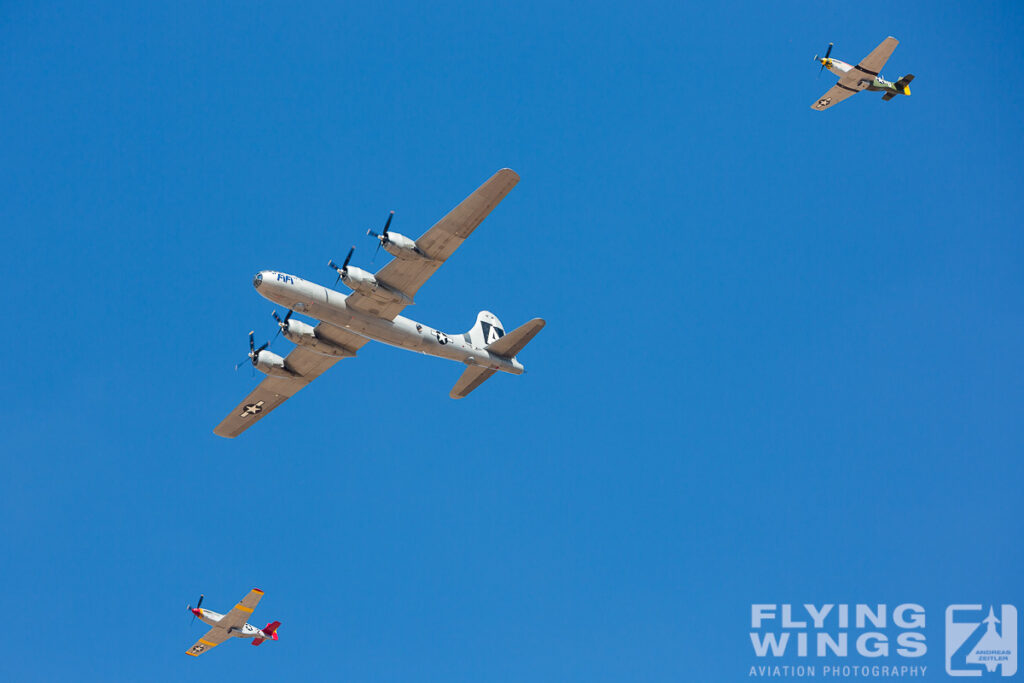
[
  {"xmin": 328, "ymin": 246, "xmax": 356, "ymax": 288},
  {"xmin": 271, "ymin": 309, "xmax": 294, "ymax": 341},
  {"xmin": 188, "ymin": 594, "xmax": 205, "ymax": 624},
  {"xmin": 367, "ymin": 211, "xmax": 395, "ymax": 260},
  {"xmin": 236, "ymin": 331, "xmax": 269, "ymax": 372},
  {"xmin": 815, "ymin": 42, "xmax": 834, "ymax": 75}
]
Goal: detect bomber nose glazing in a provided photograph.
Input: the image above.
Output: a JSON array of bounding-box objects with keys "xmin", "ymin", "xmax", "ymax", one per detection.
[{"xmin": 253, "ymin": 272, "xmax": 264, "ymax": 289}]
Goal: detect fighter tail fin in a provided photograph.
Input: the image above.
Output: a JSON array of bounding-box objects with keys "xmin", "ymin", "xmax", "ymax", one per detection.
[
  {"xmin": 894, "ymin": 74, "xmax": 914, "ymax": 95},
  {"xmin": 253, "ymin": 621, "xmax": 281, "ymax": 645}
]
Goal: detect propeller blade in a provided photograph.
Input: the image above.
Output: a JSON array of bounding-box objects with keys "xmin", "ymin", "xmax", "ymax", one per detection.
[
  {"xmin": 374, "ymin": 240, "xmax": 383, "ymax": 261},
  {"xmin": 342, "ymin": 245, "xmax": 355, "ymax": 270},
  {"xmin": 367, "ymin": 228, "xmax": 379, "ymax": 238},
  {"xmin": 817, "ymin": 43, "xmax": 833, "ymax": 76},
  {"xmin": 271, "ymin": 310, "xmax": 293, "ymax": 341},
  {"xmin": 249, "ymin": 331, "xmax": 255, "ymax": 353},
  {"xmin": 256, "ymin": 341, "xmax": 269, "ymax": 353},
  {"xmin": 382, "ymin": 210, "xmax": 394, "ymax": 236},
  {"xmin": 191, "ymin": 594, "xmax": 204, "ymax": 624}
]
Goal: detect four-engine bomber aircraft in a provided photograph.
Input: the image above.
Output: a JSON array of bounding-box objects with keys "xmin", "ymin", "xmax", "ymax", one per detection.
[
  {"xmin": 186, "ymin": 589, "xmax": 280, "ymax": 656},
  {"xmin": 215, "ymin": 168, "xmax": 545, "ymax": 438},
  {"xmin": 811, "ymin": 36, "xmax": 914, "ymax": 111}
]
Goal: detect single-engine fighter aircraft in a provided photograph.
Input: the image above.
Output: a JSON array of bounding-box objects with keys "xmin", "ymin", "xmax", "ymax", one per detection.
[
  {"xmin": 811, "ymin": 37, "xmax": 914, "ymax": 111},
  {"xmin": 185, "ymin": 589, "xmax": 280, "ymax": 656},
  {"xmin": 214, "ymin": 168, "xmax": 545, "ymax": 438}
]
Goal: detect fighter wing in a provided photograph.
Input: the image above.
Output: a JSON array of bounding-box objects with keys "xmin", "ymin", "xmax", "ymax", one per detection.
[
  {"xmin": 185, "ymin": 626, "xmax": 231, "ymax": 657},
  {"xmin": 345, "ymin": 168, "xmax": 520, "ymax": 321},
  {"xmin": 854, "ymin": 36, "xmax": 899, "ymax": 78},
  {"xmin": 810, "ymin": 82, "xmax": 859, "ymax": 111},
  {"xmin": 217, "ymin": 588, "xmax": 265, "ymax": 630},
  {"xmin": 214, "ymin": 323, "xmax": 369, "ymax": 438}
]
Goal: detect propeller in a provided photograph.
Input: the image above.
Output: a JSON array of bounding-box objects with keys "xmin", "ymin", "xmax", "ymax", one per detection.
[
  {"xmin": 271, "ymin": 309, "xmax": 293, "ymax": 341},
  {"xmin": 236, "ymin": 331, "xmax": 269, "ymax": 373},
  {"xmin": 328, "ymin": 246, "xmax": 355, "ymax": 288},
  {"xmin": 188, "ymin": 594, "xmax": 205, "ymax": 624},
  {"xmin": 367, "ymin": 211, "xmax": 395, "ymax": 260},
  {"xmin": 815, "ymin": 42, "xmax": 833, "ymax": 75}
]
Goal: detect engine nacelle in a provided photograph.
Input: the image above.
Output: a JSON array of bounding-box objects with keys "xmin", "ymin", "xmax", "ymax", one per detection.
[
  {"xmin": 382, "ymin": 232, "xmax": 429, "ymax": 261},
  {"xmin": 342, "ymin": 266, "xmax": 414, "ymax": 305},
  {"xmin": 282, "ymin": 319, "xmax": 355, "ymax": 357},
  {"xmin": 254, "ymin": 350, "xmax": 292, "ymax": 377}
]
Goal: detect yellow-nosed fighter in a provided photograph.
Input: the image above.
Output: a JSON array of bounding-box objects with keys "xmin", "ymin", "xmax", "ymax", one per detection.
[{"xmin": 811, "ymin": 37, "xmax": 914, "ymax": 111}]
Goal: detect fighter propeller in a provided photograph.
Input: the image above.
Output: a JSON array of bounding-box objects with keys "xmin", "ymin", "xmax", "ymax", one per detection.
[
  {"xmin": 367, "ymin": 211, "xmax": 395, "ymax": 260},
  {"xmin": 328, "ymin": 246, "xmax": 355, "ymax": 288},
  {"xmin": 815, "ymin": 42, "xmax": 833, "ymax": 75},
  {"xmin": 188, "ymin": 594, "xmax": 204, "ymax": 624}
]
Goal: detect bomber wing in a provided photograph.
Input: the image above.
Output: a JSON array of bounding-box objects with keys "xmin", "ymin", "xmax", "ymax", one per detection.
[
  {"xmin": 214, "ymin": 323, "xmax": 368, "ymax": 438},
  {"xmin": 345, "ymin": 168, "xmax": 520, "ymax": 320},
  {"xmin": 186, "ymin": 626, "xmax": 231, "ymax": 657}
]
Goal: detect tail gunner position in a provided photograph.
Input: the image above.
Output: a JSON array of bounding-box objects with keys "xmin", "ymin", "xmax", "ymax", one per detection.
[
  {"xmin": 214, "ymin": 169, "xmax": 545, "ymax": 438},
  {"xmin": 811, "ymin": 36, "xmax": 914, "ymax": 111}
]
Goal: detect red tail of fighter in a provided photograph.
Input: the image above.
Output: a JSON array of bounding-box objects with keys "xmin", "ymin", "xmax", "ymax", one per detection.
[{"xmin": 252, "ymin": 621, "xmax": 281, "ymax": 646}]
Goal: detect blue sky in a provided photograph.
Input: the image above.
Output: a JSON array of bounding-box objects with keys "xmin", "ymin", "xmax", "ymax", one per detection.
[{"xmin": 2, "ymin": 1, "xmax": 1023, "ymax": 680}]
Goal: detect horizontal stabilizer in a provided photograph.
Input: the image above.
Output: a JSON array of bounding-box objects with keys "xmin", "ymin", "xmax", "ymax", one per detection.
[
  {"xmin": 450, "ymin": 365, "xmax": 496, "ymax": 399},
  {"xmin": 484, "ymin": 318, "xmax": 545, "ymax": 359},
  {"xmin": 881, "ymin": 92, "xmax": 896, "ymax": 101},
  {"xmin": 894, "ymin": 74, "xmax": 914, "ymax": 96}
]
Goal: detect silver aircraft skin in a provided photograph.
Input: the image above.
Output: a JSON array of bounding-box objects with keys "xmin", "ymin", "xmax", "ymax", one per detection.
[
  {"xmin": 254, "ymin": 271, "xmax": 525, "ymax": 375},
  {"xmin": 215, "ymin": 168, "xmax": 544, "ymax": 438}
]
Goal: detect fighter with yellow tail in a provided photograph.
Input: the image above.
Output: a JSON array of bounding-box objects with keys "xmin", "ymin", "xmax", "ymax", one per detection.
[{"xmin": 812, "ymin": 37, "xmax": 914, "ymax": 111}]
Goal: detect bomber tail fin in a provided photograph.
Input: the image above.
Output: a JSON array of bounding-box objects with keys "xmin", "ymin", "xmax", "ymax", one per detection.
[
  {"xmin": 450, "ymin": 317, "xmax": 545, "ymax": 399},
  {"xmin": 484, "ymin": 318, "xmax": 545, "ymax": 359},
  {"xmin": 465, "ymin": 311, "xmax": 506, "ymax": 347}
]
